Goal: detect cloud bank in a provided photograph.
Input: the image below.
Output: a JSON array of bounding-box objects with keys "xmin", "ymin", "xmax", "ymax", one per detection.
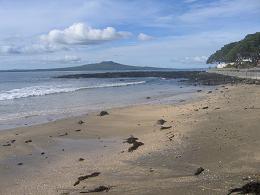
[
  {"xmin": 0, "ymin": 23, "xmax": 131, "ymax": 55},
  {"xmin": 40, "ymin": 23, "xmax": 131, "ymax": 45}
]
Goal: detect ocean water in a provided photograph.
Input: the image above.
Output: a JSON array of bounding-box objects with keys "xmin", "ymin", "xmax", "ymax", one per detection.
[{"xmin": 0, "ymin": 71, "xmax": 207, "ymax": 130}]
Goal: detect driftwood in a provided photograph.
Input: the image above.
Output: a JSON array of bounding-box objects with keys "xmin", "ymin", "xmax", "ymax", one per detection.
[{"xmin": 73, "ymin": 172, "xmax": 101, "ymax": 186}]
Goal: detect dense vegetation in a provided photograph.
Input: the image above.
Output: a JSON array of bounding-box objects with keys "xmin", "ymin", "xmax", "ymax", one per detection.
[{"xmin": 207, "ymin": 32, "xmax": 260, "ymax": 68}]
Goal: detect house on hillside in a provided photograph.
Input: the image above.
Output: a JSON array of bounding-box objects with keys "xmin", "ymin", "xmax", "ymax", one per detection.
[{"xmin": 217, "ymin": 62, "xmax": 235, "ymax": 68}]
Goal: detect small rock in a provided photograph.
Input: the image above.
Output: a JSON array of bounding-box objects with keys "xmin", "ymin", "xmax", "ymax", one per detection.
[
  {"xmin": 160, "ymin": 126, "xmax": 172, "ymax": 130},
  {"xmin": 99, "ymin": 111, "xmax": 109, "ymax": 116},
  {"xmin": 124, "ymin": 136, "xmax": 139, "ymax": 144},
  {"xmin": 25, "ymin": 139, "xmax": 32, "ymax": 143},
  {"xmin": 79, "ymin": 158, "xmax": 85, "ymax": 161},
  {"xmin": 80, "ymin": 185, "xmax": 111, "ymax": 193},
  {"xmin": 168, "ymin": 134, "xmax": 175, "ymax": 141},
  {"xmin": 157, "ymin": 119, "xmax": 167, "ymax": 125},
  {"xmin": 73, "ymin": 172, "xmax": 101, "ymax": 186},
  {"xmin": 128, "ymin": 141, "xmax": 144, "ymax": 152},
  {"xmin": 194, "ymin": 167, "xmax": 204, "ymax": 175},
  {"xmin": 124, "ymin": 136, "xmax": 144, "ymax": 152},
  {"xmin": 17, "ymin": 162, "xmax": 23, "ymax": 166},
  {"xmin": 78, "ymin": 120, "xmax": 84, "ymax": 124}
]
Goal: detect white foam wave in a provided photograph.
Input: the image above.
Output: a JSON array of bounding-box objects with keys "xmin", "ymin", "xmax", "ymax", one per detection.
[{"xmin": 0, "ymin": 81, "xmax": 146, "ymax": 101}]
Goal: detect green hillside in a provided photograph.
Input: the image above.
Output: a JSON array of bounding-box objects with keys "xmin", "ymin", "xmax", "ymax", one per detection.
[{"xmin": 207, "ymin": 32, "xmax": 260, "ymax": 68}]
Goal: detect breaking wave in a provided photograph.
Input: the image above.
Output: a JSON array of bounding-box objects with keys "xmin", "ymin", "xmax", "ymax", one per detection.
[{"xmin": 0, "ymin": 81, "xmax": 146, "ymax": 101}]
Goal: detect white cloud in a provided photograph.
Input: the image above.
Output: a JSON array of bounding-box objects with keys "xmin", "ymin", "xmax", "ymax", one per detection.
[
  {"xmin": 138, "ymin": 33, "xmax": 153, "ymax": 41},
  {"xmin": 192, "ymin": 56, "xmax": 208, "ymax": 63},
  {"xmin": 0, "ymin": 43, "xmax": 67, "ymax": 55},
  {"xmin": 40, "ymin": 23, "xmax": 131, "ymax": 45},
  {"xmin": 63, "ymin": 55, "xmax": 81, "ymax": 63},
  {"xmin": 0, "ymin": 22, "xmax": 131, "ymax": 55},
  {"xmin": 46, "ymin": 55, "xmax": 82, "ymax": 63}
]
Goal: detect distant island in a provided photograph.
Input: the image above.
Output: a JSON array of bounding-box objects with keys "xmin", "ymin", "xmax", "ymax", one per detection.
[
  {"xmin": 0, "ymin": 61, "xmax": 169, "ymax": 72},
  {"xmin": 207, "ymin": 32, "xmax": 260, "ymax": 68}
]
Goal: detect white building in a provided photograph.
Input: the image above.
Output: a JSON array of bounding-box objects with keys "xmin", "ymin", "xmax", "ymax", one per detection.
[{"xmin": 216, "ymin": 62, "xmax": 234, "ymax": 68}]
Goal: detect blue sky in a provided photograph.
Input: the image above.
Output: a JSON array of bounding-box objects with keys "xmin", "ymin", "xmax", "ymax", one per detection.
[{"xmin": 0, "ymin": 0, "xmax": 259, "ymax": 69}]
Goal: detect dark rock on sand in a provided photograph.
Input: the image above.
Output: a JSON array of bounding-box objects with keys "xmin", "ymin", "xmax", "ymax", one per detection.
[
  {"xmin": 99, "ymin": 111, "xmax": 109, "ymax": 116},
  {"xmin": 80, "ymin": 185, "xmax": 111, "ymax": 193},
  {"xmin": 194, "ymin": 167, "xmax": 204, "ymax": 175},
  {"xmin": 160, "ymin": 126, "xmax": 172, "ymax": 130},
  {"xmin": 124, "ymin": 136, "xmax": 144, "ymax": 152},
  {"xmin": 75, "ymin": 129, "xmax": 81, "ymax": 132},
  {"xmin": 17, "ymin": 162, "xmax": 23, "ymax": 166},
  {"xmin": 78, "ymin": 158, "xmax": 85, "ymax": 161},
  {"xmin": 157, "ymin": 119, "xmax": 167, "ymax": 125},
  {"xmin": 227, "ymin": 182, "xmax": 260, "ymax": 195},
  {"xmin": 168, "ymin": 134, "xmax": 175, "ymax": 141},
  {"xmin": 146, "ymin": 96, "xmax": 151, "ymax": 99},
  {"xmin": 73, "ymin": 172, "xmax": 101, "ymax": 186},
  {"xmin": 25, "ymin": 139, "xmax": 32, "ymax": 143},
  {"xmin": 128, "ymin": 141, "xmax": 144, "ymax": 152},
  {"xmin": 78, "ymin": 120, "xmax": 84, "ymax": 124},
  {"xmin": 123, "ymin": 136, "xmax": 138, "ymax": 144},
  {"xmin": 202, "ymin": 106, "xmax": 209, "ymax": 109}
]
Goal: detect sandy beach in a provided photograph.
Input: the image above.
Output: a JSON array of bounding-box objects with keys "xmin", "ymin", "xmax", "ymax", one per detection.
[{"xmin": 0, "ymin": 84, "xmax": 260, "ymax": 195}]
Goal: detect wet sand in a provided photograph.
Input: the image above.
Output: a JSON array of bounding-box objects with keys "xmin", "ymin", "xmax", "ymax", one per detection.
[{"xmin": 0, "ymin": 84, "xmax": 260, "ymax": 194}]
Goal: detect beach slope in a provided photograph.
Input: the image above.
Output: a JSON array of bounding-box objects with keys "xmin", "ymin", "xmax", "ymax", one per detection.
[{"xmin": 0, "ymin": 84, "xmax": 260, "ymax": 194}]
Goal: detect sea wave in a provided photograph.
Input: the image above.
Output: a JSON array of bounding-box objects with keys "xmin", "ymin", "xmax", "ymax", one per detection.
[{"xmin": 0, "ymin": 81, "xmax": 146, "ymax": 101}]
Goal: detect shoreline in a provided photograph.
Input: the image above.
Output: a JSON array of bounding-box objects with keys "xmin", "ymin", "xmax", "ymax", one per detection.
[
  {"xmin": 0, "ymin": 84, "xmax": 260, "ymax": 194},
  {"xmin": 0, "ymin": 85, "xmax": 208, "ymax": 131}
]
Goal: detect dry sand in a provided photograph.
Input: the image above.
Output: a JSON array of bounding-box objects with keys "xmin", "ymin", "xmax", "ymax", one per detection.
[{"xmin": 0, "ymin": 84, "xmax": 260, "ymax": 195}]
